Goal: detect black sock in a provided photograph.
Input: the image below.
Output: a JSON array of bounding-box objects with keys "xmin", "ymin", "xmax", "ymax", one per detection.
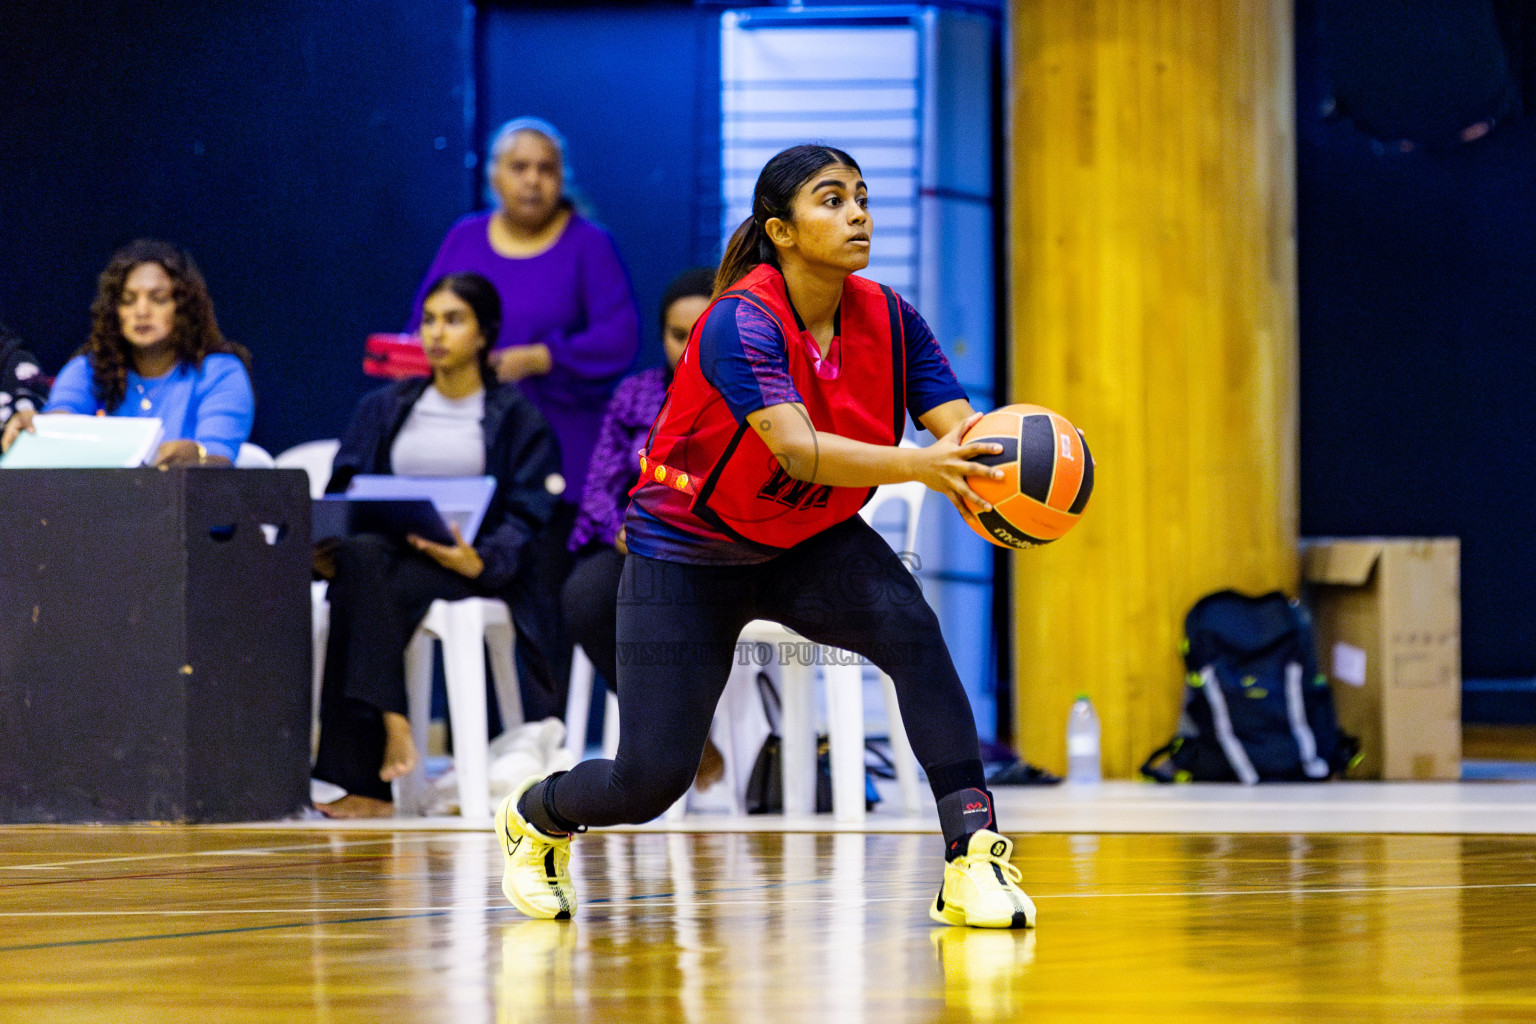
[
  {"xmin": 927, "ymin": 757, "xmax": 988, "ymax": 803},
  {"xmin": 516, "ymin": 771, "xmax": 584, "ymax": 836}
]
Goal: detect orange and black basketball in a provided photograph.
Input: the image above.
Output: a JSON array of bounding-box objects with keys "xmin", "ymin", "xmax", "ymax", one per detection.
[{"xmin": 960, "ymin": 404, "xmax": 1093, "ymax": 549}]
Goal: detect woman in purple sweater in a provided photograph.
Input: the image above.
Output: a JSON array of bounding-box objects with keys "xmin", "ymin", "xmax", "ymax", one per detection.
[{"xmin": 409, "ymin": 117, "xmax": 641, "ymax": 509}]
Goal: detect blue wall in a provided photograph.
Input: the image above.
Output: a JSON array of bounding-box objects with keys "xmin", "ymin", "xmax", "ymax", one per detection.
[
  {"xmin": 477, "ymin": 4, "xmax": 722, "ymax": 370},
  {"xmin": 1296, "ymin": 0, "xmax": 1536, "ymax": 679},
  {"xmin": 0, "ymin": 2, "xmax": 726, "ymax": 449},
  {"xmin": 0, "ymin": 1, "xmax": 473, "ymax": 456}
]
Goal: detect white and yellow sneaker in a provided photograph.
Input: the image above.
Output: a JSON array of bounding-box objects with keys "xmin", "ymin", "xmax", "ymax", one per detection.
[
  {"xmin": 929, "ymin": 829, "xmax": 1036, "ymax": 929},
  {"xmin": 495, "ymin": 778, "xmax": 577, "ymax": 920}
]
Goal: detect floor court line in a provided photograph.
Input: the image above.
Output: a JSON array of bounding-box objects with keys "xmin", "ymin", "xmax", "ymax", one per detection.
[
  {"xmin": 0, "ymin": 876, "xmax": 838, "ymax": 954},
  {"xmin": 0, "ymin": 835, "xmax": 410, "ymax": 871},
  {"xmin": 0, "ymin": 910, "xmax": 478, "ymax": 954},
  {"xmin": 0, "ymin": 853, "xmax": 396, "ymax": 890},
  {"xmin": 0, "ymin": 906, "xmax": 510, "ymax": 916},
  {"xmin": 1045, "ymin": 880, "xmax": 1536, "ymax": 898}
]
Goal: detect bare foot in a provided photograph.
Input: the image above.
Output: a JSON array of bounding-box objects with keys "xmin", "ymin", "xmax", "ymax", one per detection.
[
  {"xmin": 317, "ymin": 794, "xmax": 395, "ymax": 819},
  {"xmin": 694, "ymin": 736, "xmax": 725, "ymax": 791},
  {"xmin": 380, "ymin": 711, "xmax": 418, "ymax": 782}
]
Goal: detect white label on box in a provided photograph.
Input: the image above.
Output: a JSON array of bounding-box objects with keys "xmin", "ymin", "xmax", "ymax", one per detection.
[{"xmin": 1332, "ymin": 642, "xmax": 1367, "ymax": 687}]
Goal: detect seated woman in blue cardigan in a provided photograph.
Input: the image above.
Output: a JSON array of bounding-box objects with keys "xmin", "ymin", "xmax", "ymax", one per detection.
[
  {"xmin": 1, "ymin": 239, "xmax": 253, "ymax": 464},
  {"xmin": 314, "ymin": 271, "xmax": 564, "ymax": 818}
]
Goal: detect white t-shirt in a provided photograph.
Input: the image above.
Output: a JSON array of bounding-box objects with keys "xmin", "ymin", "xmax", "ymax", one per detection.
[{"xmin": 389, "ymin": 386, "xmax": 486, "ymax": 477}]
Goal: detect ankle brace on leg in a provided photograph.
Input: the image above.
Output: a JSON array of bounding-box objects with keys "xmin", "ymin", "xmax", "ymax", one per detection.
[{"xmin": 936, "ymin": 787, "xmax": 996, "ymax": 861}]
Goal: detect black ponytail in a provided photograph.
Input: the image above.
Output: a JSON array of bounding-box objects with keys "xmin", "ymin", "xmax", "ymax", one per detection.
[
  {"xmin": 713, "ymin": 143, "xmax": 862, "ymax": 297},
  {"xmin": 714, "ymin": 217, "xmax": 770, "ymax": 298}
]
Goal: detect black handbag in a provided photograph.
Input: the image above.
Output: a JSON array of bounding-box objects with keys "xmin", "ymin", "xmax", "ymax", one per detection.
[
  {"xmin": 743, "ymin": 672, "xmax": 876, "ymax": 814},
  {"xmin": 744, "ymin": 672, "xmax": 787, "ymax": 813}
]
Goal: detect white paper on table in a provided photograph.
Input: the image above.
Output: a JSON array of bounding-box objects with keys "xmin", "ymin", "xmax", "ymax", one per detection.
[{"xmin": 0, "ymin": 413, "xmax": 164, "ymax": 468}]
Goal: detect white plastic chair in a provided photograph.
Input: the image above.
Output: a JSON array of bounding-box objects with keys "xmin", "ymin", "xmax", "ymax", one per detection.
[
  {"xmin": 312, "ymin": 589, "xmax": 521, "ymax": 818},
  {"xmin": 275, "ymin": 439, "xmax": 341, "ymax": 498},
  {"xmin": 393, "ymin": 597, "xmax": 523, "ymax": 819},
  {"xmin": 235, "ymin": 442, "xmax": 276, "ymax": 468},
  {"xmin": 735, "ymin": 476, "xmax": 928, "ymax": 823},
  {"xmin": 310, "ymin": 584, "xmax": 522, "ymax": 818},
  {"xmin": 310, "ymin": 580, "xmax": 330, "ymax": 750},
  {"xmin": 301, "ymin": 441, "xmax": 344, "ymax": 751}
]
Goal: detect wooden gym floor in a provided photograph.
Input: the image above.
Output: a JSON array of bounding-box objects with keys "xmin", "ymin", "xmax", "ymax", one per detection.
[{"xmin": 2, "ymin": 825, "xmax": 1535, "ymax": 1022}]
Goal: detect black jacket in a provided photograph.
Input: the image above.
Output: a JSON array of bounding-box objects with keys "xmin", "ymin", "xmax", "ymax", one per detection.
[
  {"xmin": 326, "ymin": 377, "xmax": 567, "ymax": 689},
  {"xmin": 0, "ymin": 328, "xmax": 50, "ymax": 429}
]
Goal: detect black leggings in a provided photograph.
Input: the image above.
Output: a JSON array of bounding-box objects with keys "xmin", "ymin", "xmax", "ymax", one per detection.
[
  {"xmin": 560, "ymin": 544, "xmax": 625, "ymax": 690},
  {"xmin": 549, "ymin": 515, "xmax": 982, "ymax": 827}
]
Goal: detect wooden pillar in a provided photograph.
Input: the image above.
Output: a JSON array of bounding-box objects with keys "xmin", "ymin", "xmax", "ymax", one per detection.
[{"xmin": 1008, "ymin": 0, "xmax": 1298, "ymax": 777}]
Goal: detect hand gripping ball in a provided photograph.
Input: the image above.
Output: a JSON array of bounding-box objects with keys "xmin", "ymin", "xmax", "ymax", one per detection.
[{"xmin": 960, "ymin": 404, "xmax": 1093, "ymax": 549}]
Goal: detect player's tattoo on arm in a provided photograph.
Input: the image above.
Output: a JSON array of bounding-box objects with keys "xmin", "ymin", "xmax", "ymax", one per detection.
[
  {"xmin": 786, "ymin": 404, "xmax": 819, "ymax": 481},
  {"xmin": 759, "ymin": 406, "xmax": 819, "ymax": 481},
  {"xmin": 762, "ymin": 416, "xmax": 793, "ymax": 473}
]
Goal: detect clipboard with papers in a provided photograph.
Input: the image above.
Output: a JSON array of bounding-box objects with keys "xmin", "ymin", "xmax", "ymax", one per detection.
[{"xmin": 312, "ymin": 475, "xmax": 497, "ymax": 547}]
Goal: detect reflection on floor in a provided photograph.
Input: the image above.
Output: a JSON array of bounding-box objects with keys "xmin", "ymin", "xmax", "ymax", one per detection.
[{"xmin": 1, "ymin": 828, "xmax": 1533, "ymax": 1023}]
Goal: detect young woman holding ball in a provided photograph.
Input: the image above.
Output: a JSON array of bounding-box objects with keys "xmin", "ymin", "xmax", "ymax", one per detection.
[{"xmin": 497, "ymin": 144, "xmax": 1034, "ymax": 930}]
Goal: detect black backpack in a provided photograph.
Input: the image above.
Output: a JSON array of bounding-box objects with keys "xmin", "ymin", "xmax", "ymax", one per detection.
[{"xmin": 1141, "ymin": 590, "xmax": 1358, "ymax": 784}]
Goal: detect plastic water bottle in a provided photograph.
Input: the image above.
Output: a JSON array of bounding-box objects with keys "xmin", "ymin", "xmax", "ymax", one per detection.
[{"xmin": 1066, "ymin": 693, "xmax": 1102, "ymax": 783}]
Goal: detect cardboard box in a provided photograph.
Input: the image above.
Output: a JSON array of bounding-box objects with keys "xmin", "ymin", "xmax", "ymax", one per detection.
[{"xmin": 1300, "ymin": 538, "xmax": 1461, "ymax": 780}]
